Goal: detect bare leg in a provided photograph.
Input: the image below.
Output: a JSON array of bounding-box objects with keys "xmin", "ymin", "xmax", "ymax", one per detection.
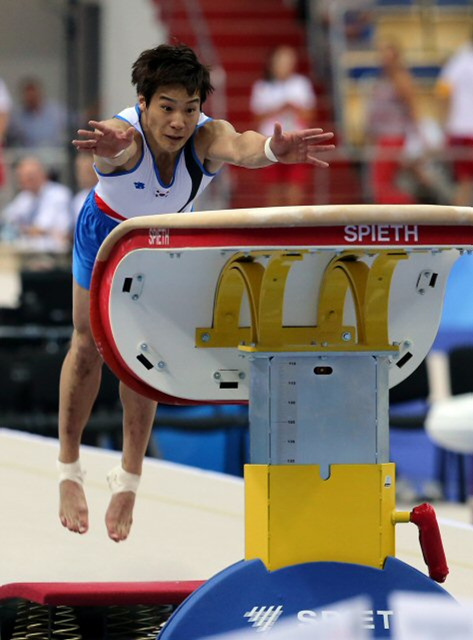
[
  {"xmin": 58, "ymin": 281, "xmax": 103, "ymax": 534},
  {"xmin": 105, "ymin": 381, "xmax": 157, "ymax": 542}
]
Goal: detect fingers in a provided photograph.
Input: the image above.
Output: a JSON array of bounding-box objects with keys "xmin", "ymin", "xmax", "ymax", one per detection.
[
  {"xmin": 72, "ymin": 139, "xmax": 97, "ymax": 150},
  {"xmin": 88, "ymin": 119, "xmax": 108, "ymax": 132},
  {"xmin": 307, "ymin": 156, "xmax": 330, "ymax": 168},
  {"xmin": 302, "ymin": 131, "xmax": 335, "ymax": 142},
  {"xmin": 273, "ymin": 122, "xmax": 283, "ymax": 139},
  {"xmin": 72, "ymin": 120, "xmax": 134, "ymax": 155},
  {"xmin": 306, "ymin": 144, "xmax": 336, "ymax": 153},
  {"xmin": 72, "ymin": 126, "xmax": 103, "ymax": 151},
  {"xmin": 305, "ymin": 142, "xmax": 335, "ymax": 167},
  {"xmin": 301, "ymin": 129, "xmax": 324, "ymax": 137},
  {"xmin": 78, "ymin": 128, "xmax": 99, "ymax": 137},
  {"xmin": 76, "ymin": 128, "xmax": 103, "ymax": 140},
  {"xmin": 76, "ymin": 123, "xmax": 134, "ymax": 142},
  {"xmin": 274, "ymin": 125, "xmax": 334, "ymax": 141}
]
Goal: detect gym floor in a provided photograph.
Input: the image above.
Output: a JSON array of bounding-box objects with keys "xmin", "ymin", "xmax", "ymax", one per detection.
[{"xmin": 0, "ymin": 428, "xmax": 472, "ymax": 638}]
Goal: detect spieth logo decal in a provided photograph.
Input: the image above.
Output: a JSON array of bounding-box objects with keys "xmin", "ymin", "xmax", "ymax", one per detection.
[
  {"xmin": 148, "ymin": 228, "xmax": 170, "ymax": 246},
  {"xmin": 343, "ymin": 224, "xmax": 419, "ymax": 243},
  {"xmin": 244, "ymin": 606, "xmax": 283, "ymax": 632}
]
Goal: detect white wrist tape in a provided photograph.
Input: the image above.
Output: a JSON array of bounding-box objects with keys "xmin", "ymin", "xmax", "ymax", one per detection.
[
  {"xmin": 57, "ymin": 459, "xmax": 86, "ymax": 486},
  {"xmin": 101, "ymin": 148, "xmax": 127, "ymax": 165},
  {"xmin": 107, "ymin": 464, "xmax": 141, "ymax": 495},
  {"xmin": 264, "ymin": 137, "xmax": 278, "ymax": 163}
]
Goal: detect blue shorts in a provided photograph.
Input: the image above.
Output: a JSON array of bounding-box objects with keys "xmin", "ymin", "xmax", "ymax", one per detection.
[{"xmin": 73, "ymin": 190, "xmax": 119, "ymax": 290}]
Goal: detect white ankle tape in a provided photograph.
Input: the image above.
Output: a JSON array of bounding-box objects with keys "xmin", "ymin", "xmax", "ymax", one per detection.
[
  {"xmin": 107, "ymin": 465, "xmax": 140, "ymax": 495},
  {"xmin": 57, "ymin": 460, "xmax": 85, "ymax": 486}
]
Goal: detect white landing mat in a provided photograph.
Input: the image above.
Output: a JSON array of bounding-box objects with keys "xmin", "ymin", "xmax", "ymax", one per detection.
[{"xmin": 0, "ymin": 429, "xmax": 472, "ymax": 603}]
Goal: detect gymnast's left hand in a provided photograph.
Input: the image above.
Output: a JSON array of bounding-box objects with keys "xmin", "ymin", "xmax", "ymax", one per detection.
[{"xmin": 269, "ymin": 122, "xmax": 335, "ymax": 167}]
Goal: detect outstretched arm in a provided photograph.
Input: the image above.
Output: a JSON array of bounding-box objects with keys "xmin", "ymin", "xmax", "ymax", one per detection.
[
  {"xmin": 204, "ymin": 120, "xmax": 335, "ymax": 169},
  {"xmin": 72, "ymin": 119, "xmax": 138, "ymax": 174}
]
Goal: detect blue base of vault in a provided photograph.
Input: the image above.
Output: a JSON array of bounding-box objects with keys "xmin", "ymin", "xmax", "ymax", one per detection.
[{"xmin": 158, "ymin": 557, "xmax": 451, "ymax": 638}]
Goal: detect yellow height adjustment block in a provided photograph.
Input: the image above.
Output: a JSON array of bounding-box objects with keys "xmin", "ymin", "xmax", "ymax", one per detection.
[{"xmin": 245, "ymin": 463, "xmax": 396, "ymax": 572}]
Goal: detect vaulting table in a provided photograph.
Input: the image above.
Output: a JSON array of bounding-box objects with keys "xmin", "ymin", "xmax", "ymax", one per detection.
[{"xmin": 90, "ymin": 204, "xmax": 473, "ymax": 639}]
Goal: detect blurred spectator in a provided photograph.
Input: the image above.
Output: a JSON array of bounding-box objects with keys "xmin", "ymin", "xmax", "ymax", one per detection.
[
  {"xmin": 0, "ymin": 77, "xmax": 12, "ymax": 197},
  {"xmin": 401, "ymin": 116, "xmax": 451, "ymax": 205},
  {"xmin": 318, "ymin": 0, "xmax": 374, "ymax": 44},
  {"xmin": 436, "ymin": 31, "xmax": 473, "ymax": 206},
  {"xmin": 343, "ymin": 4, "xmax": 374, "ymax": 48},
  {"xmin": 1, "ymin": 156, "xmax": 73, "ymax": 252},
  {"xmin": 72, "ymin": 152, "xmax": 97, "ymax": 222},
  {"xmin": 6, "ymin": 77, "xmax": 67, "ymax": 149},
  {"xmin": 365, "ymin": 40, "xmax": 422, "ymax": 204},
  {"xmin": 293, "ymin": 0, "xmax": 373, "ymax": 38},
  {"xmin": 250, "ymin": 45, "xmax": 316, "ymax": 206}
]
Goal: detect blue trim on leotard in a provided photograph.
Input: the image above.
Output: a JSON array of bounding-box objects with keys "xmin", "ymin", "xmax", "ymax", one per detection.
[{"xmin": 72, "ymin": 189, "xmax": 119, "ymax": 290}]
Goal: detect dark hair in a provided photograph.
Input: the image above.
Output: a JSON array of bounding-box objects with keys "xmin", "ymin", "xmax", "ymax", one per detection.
[{"xmin": 131, "ymin": 44, "xmax": 214, "ymax": 106}]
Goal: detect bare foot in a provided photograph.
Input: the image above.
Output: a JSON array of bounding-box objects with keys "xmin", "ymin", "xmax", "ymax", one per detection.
[
  {"xmin": 59, "ymin": 480, "xmax": 89, "ymax": 534},
  {"xmin": 105, "ymin": 492, "xmax": 135, "ymax": 542}
]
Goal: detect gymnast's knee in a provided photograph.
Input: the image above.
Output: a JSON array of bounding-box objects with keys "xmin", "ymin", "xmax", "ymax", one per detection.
[{"xmin": 68, "ymin": 328, "xmax": 103, "ymax": 373}]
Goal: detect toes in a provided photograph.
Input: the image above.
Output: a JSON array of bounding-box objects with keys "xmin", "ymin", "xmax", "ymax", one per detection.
[
  {"xmin": 108, "ymin": 529, "xmax": 126, "ymax": 542},
  {"xmin": 105, "ymin": 494, "xmax": 134, "ymax": 542},
  {"xmin": 61, "ymin": 514, "xmax": 88, "ymax": 534},
  {"xmin": 107, "ymin": 519, "xmax": 131, "ymax": 542},
  {"xmin": 59, "ymin": 483, "xmax": 89, "ymax": 534},
  {"xmin": 77, "ymin": 519, "xmax": 88, "ymax": 534}
]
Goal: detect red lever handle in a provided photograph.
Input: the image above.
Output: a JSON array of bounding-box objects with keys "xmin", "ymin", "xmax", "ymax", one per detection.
[{"xmin": 410, "ymin": 503, "xmax": 449, "ymax": 583}]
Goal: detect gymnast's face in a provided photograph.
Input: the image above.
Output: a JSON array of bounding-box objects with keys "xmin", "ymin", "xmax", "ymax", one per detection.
[{"xmin": 138, "ymin": 86, "xmax": 201, "ymax": 154}]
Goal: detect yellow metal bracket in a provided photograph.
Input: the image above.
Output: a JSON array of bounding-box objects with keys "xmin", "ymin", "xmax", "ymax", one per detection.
[
  {"xmin": 317, "ymin": 251, "xmax": 408, "ymax": 350},
  {"xmin": 198, "ymin": 253, "xmax": 266, "ymax": 347},
  {"xmin": 196, "ymin": 249, "xmax": 407, "ymax": 352},
  {"xmin": 196, "ymin": 251, "xmax": 305, "ymax": 350}
]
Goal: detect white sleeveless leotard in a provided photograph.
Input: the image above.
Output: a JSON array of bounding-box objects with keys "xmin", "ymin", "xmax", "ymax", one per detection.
[{"xmin": 94, "ymin": 106, "xmax": 217, "ymax": 220}]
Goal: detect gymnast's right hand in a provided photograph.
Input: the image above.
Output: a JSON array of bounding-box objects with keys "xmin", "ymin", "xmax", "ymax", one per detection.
[{"xmin": 72, "ymin": 119, "xmax": 135, "ymax": 159}]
